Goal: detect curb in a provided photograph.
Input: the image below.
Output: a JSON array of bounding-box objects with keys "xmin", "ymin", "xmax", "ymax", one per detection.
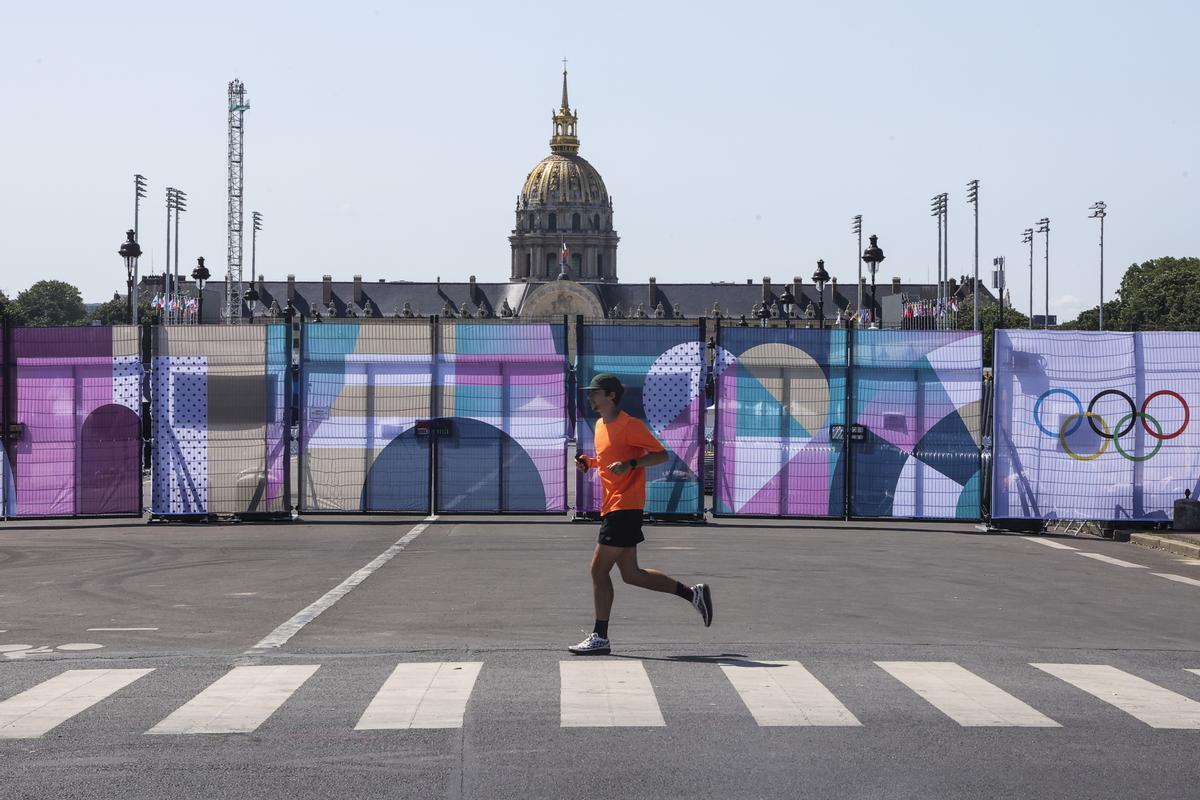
[{"xmin": 1129, "ymin": 533, "xmax": 1200, "ymax": 559}]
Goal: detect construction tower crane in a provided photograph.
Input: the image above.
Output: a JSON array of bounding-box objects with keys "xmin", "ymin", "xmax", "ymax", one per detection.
[{"xmin": 225, "ymin": 79, "xmax": 250, "ymax": 323}]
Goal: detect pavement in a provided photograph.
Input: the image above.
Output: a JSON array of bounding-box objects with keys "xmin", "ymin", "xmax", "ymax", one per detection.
[
  {"xmin": 1130, "ymin": 529, "xmax": 1200, "ymax": 558},
  {"xmin": 1, "ymin": 514, "xmax": 1199, "ymax": 799}
]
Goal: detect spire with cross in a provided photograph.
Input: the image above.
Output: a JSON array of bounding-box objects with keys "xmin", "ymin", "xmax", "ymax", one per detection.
[{"xmin": 550, "ymin": 60, "xmax": 579, "ymax": 154}]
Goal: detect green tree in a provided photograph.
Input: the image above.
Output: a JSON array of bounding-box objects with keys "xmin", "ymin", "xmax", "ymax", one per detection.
[
  {"xmin": 1061, "ymin": 257, "xmax": 1200, "ymax": 331},
  {"xmin": 952, "ymin": 293, "xmax": 1030, "ymax": 366},
  {"xmin": 87, "ymin": 293, "xmax": 131, "ymax": 325},
  {"xmin": 10, "ymin": 280, "xmax": 88, "ymax": 326}
]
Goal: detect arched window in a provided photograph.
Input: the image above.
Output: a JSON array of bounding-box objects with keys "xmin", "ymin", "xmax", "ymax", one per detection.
[
  {"xmin": 571, "ymin": 253, "xmax": 582, "ymax": 273},
  {"xmin": 528, "ymin": 213, "xmax": 535, "ymax": 230},
  {"xmin": 597, "ymin": 253, "xmax": 605, "ymax": 276},
  {"xmin": 548, "ymin": 213, "xmax": 557, "ymax": 232},
  {"xmin": 545, "ymin": 252, "xmax": 556, "ymax": 274},
  {"xmin": 593, "ymin": 214, "xmax": 600, "ymax": 230},
  {"xmin": 525, "ymin": 253, "xmax": 532, "ymax": 276},
  {"xmin": 572, "ymin": 213, "xmax": 581, "ymax": 232}
]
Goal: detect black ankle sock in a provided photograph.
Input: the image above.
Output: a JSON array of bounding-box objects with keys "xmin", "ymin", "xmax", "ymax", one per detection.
[
  {"xmin": 674, "ymin": 582, "xmax": 694, "ymax": 602},
  {"xmin": 593, "ymin": 619, "xmax": 609, "ymax": 639}
]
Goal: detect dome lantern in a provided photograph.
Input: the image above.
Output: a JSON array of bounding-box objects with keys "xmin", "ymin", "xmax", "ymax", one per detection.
[{"xmin": 550, "ymin": 64, "xmax": 580, "ymax": 154}]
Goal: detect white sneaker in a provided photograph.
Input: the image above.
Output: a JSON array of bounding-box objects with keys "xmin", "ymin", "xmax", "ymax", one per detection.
[
  {"xmin": 568, "ymin": 632, "xmax": 611, "ymax": 655},
  {"xmin": 692, "ymin": 583, "xmax": 713, "ymax": 627}
]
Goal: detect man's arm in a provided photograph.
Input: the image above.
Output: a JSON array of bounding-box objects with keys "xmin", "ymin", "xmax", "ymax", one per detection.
[{"xmin": 607, "ymin": 448, "xmax": 667, "ymax": 475}]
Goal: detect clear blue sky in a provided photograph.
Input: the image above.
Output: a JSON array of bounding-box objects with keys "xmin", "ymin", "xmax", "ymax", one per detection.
[{"xmin": 2, "ymin": 0, "xmax": 1196, "ymax": 322}]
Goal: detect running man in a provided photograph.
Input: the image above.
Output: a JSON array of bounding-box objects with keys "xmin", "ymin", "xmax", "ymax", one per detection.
[{"xmin": 569, "ymin": 373, "xmax": 713, "ymax": 656}]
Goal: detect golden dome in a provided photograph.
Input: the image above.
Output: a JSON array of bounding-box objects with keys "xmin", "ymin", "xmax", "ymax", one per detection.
[{"xmin": 520, "ymin": 153, "xmax": 609, "ymax": 208}]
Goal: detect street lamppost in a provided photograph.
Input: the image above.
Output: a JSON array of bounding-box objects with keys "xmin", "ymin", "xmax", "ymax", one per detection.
[
  {"xmin": 244, "ymin": 284, "xmax": 260, "ymax": 323},
  {"xmin": 1089, "ymin": 201, "xmax": 1107, "ymax": 330},
  {"xmin": 992, "ymin": 256, "xmax": 1006, "ymax": 330},
  {"xmin": 812, "ymin": 259, "xmax": 830, "ymax": 330},
  {"xmin": 779, "ymin": 285, "xmax": 795, "ymax": 325},
  {"xmin": 862, "ymin": 235, "xmax": 885, "ymax": 329},
  {"xmin": 119, "ymin": 230, "xmax": 142, "ymax": 325},
  {"xmin": 191, "ymin": 257, "xmax": 210, "ymax": 325},
  {"xmin": 852, "ymin": 215, "xmax": 863, "ymax": 312},
  {"xmin": 967, "ymin": 179, "xmax": 979, "ymax": 331},
  {"xmin": 1022, "ymin": 228, "xmax": 1034, "ymax": 329},
  {"xmin": 757, "ymin": 304, "xmax": 772, "ymax": 327},
  {"xmin": 1036, "ymin": 217, "xmax": 1050, "ymax": 329}
]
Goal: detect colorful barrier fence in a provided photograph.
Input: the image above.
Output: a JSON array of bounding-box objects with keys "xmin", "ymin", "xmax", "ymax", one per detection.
[
  {"xmin": 576, "ymin": 322, "xmax": 706, "ymax": 518},
  {"xmin": 714, "ymin": 328, "xmax": 981, "ymax": 520},
  {"xmin": 435, "ymin": 321, "xmax": 568, "ymax": 513},
  {"xmin": 714, "ymin": 327, "xmax": 847, "ymax": 517},
  {"xmin": 151, "ymin": 325, "xmax": 290, "ymax": 516},
  {"xmin": 849, "ymin": 330, "xmax": 982, "ymax": 519},
  {"xmin": 1, "ymin": 326, "xmax": 142, "ymax": 517},
  {"xmin": 300, "ymin": 320, "xmax": 433, "ymax": 512},
  {"xmin": 993, "ymin": 330, "xmax": 1200, "ymax": 522}
]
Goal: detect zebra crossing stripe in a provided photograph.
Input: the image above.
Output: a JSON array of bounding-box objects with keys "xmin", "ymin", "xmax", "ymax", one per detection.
[
  {"xmin": 146, "ymin": 665, "xmax": 319, "ymax": 735},
  {"xmin": 355, "ymin": 662, "xmax": 482, "ymax": 730},
  {"xmin": 1033, "ymin": 664, "xmax": 1200, "ymax": 729},
  {"xmin": 721, "ymin": 660, "xmax": 860, "ymax": 726},
  {"xmin": 0, "ymin": 668, "xmax": 153, "ymax": 739},
  {"xmin": 877, "ymin": 661, "xmax": 1059, "ymax": 727},
  {"xmin": 560, "ymin": 661, "xmax": 665, "ymax": 727}
]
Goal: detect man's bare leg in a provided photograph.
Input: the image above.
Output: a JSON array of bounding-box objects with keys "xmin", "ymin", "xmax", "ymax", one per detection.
[
  {"xmin": 589, "ymin": 544, "xmax": 626, "ymax": 622},
  {"xmin": 615, "ymin": 546, "xmax": 680, "ymax": 593}
]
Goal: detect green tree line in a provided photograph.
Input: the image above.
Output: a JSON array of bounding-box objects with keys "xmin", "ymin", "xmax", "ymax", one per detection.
[{"xmin": 0, "ymin": 280, "xmax": 149, "ymax": 327}]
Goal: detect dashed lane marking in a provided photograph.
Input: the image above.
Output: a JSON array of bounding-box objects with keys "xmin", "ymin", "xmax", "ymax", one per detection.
[
  {"xmin": 246, "ymin": 516, "xmax": 438, "ymax": 652},
  {"xmin": 1022, "ymin": 537, "xmax": 1077, "ymax": 550},
  {"xmin": 1076, "ymin": 553, "xmax": 1147, "ymax": 569},
  {"xmin": 1152, "ymin": 573, "xmax": 1200, "ymax": 588}
]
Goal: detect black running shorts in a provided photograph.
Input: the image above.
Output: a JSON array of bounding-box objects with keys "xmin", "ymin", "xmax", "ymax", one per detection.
[{"xmin": 598, "ymin": 509, "xmax": 645, "ymax": 548}]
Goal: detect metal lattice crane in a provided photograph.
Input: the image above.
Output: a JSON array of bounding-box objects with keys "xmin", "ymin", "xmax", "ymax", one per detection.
[{"xmin": 225, "ymin": 79, "xmax": 250, "ymax": 323}]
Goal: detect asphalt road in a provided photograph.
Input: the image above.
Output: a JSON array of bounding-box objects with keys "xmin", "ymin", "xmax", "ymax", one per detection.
[{"xmin": 1, "ymin": 515, "xmax": 1198, "ymax": 799}]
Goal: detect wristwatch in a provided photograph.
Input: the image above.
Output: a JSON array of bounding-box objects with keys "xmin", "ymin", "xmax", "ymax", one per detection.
[{"xmin": 627, "ymin": 458, "xmax": 638, "ymax": 469}]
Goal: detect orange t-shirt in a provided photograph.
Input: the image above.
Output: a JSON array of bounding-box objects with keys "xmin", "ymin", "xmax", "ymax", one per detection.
[{"xmin": 586, "ymin": 411, "xmax": 666, "ymax": 516}]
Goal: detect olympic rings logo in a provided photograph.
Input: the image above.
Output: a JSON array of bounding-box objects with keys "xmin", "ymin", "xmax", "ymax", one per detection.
[{"xmin": 1032, "ymin": 388, "xmax": 1190, "ymax": 462}]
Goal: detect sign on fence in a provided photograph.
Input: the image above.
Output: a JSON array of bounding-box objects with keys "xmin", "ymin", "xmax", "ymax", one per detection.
[{"xmin": 993, "ymin": 330, "xmax": 1200, "ymax": 522}]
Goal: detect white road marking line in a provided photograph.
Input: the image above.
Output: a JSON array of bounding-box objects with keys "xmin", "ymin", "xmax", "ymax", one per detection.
[
  {"xmin": 1076, "ymin": 552, "xmax": 1147, "ymax": 568},
  {"xmin": 0, "ymin": 669, "xmax": 153, "ymax": 739},
  {"xmin": 87, "ymin": 628, "xmax": 159, "ymax": 632},
  {"xmin": 1187, "ymin": 669, "xmax": 1200, "ymax": 679},
  {"xmin": 1033, "ymin": 663, "xmax": 1200, "ymax": 729},
  {"xmin": 1174, "ymin": 558, "xmax": 1200, "ymax": 566},
  {"xmin": 55, "ymin": 643, "xmax": 104, "ymax": 651},
  {"xmin": 877, "ymin": 661, "xmax": 1059, "ymax": 727},
  {"xmin": 355, "ymin": 662, "xmax": 482, "ymax": 730},
  {"xmin": 721, "ymin": 661, "xmax": 860, "ymax": 726},
  {"xmin": 1022, "ymin": 537, "xmax": 1077, "ymax": 550},
  {"xmin": 147, "ymin": 665, "xmax": 319, "ymax": 735},
  {"xmin": 248, "ymin": 516, "xmax": 438, "ymax": 651},
  {"xmin": 1152, "ymin": 573, "xmax": 1200, "ymax": 588},
  {"xmin": 560, "ymin": 661, "xmax": 665, "ymax": 727}
]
